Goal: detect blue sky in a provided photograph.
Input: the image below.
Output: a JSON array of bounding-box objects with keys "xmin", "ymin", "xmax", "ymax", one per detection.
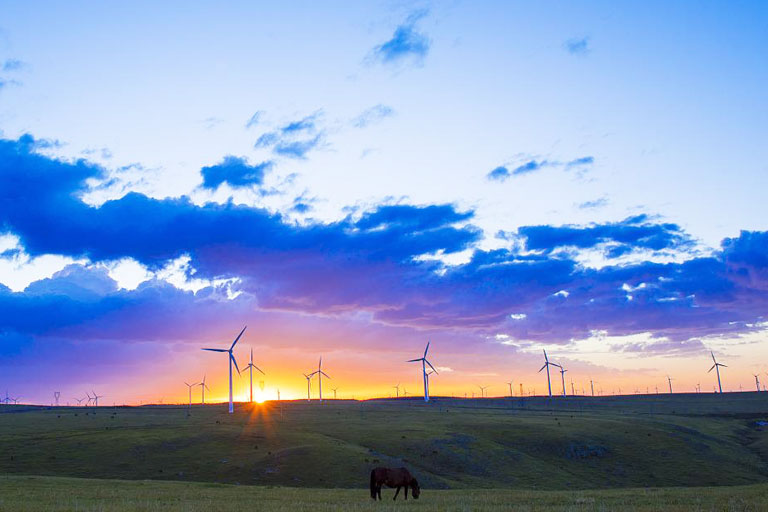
[{"xmin": 1, "ymin": 1, "xmax": 767, "ymax": 403}]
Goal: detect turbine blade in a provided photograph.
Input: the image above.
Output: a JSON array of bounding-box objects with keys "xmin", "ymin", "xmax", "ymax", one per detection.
[
  {"xmin": 538, "ymin": 364, "xmax": 546, "ymax": 372},
  {"xmin": 231, "ymin": 326, "xmax": 247, "ymax": 350},
  {"xmin": 425, "ymin": 359, "xmax": 438, "ymax": 374},
  {"xmin": 202, "ymin": 348, "xmax": 227, "ymax": 352},
  {"xmin": 320, "ymin": 371, "xmax": 330, "ymax": 379},
  {"xmin": 424, "ymin": 341, "xmax": 430, "ymax": 358},
  {"xmin": 231, "ymin": 353, "xmax": 241, "ymax": 374},
  {"xmin": 254, "ymin": 366, "xmax": 265, "ymax": 375},
  {"xmin": 708, "ymin": 365, "xmax": 715, "ymax": 372},
  {"xmin": 721, "ymin": 364, "xmax": 728, "ymax": 368},
  {"xmin": 407, "ymin": 358, "xmax": 422, "ymax": 363}
]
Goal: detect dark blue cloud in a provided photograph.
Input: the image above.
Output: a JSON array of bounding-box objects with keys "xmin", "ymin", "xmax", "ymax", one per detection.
[
  {"xmin": 372, "ymin": 10, "xmax": 430, "ymax": 65},
  {"xmin": 486, "ymin": 166, "xmax": 510, "ymax": 182},
  {"xmin": 2, "ymin": 135, "xmax": 768, "ymax": 350},
  {"xmin": 564, "ymin": 37, "xmax": 590, "ymax": 55},
  {"xmin": 200, "ymin": 155, "xmax": 273, "ymax": 189},
  {"xmin": 518, "ymin": 215, "xmax": 692, "ymax": 256},
  {"xmin": 566, "ymin": 156, "xmax": 594, "ymax": 167},
  {"xmin": 578, "ymin": 197, "xmax": 608, "ymax": 209}
]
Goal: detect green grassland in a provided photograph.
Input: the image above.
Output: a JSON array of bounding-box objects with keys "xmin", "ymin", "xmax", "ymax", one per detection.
[
  {"xmin": 1, "ymin": 394, "xmax": 768, "ymax": 510},
  {"xmin": 1, "ymin": 475, "xmax": 768, "ymax": 511}
]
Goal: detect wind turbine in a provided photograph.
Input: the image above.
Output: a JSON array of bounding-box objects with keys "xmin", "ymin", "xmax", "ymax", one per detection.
[
  {"xmin": 558, "ymin": 366, "xmax": 568, "ymax": 397},
  {"xmin": 478, "ymin": 385, "xmax": 489, "ymax": 398},
  {"xmin": 407, "ymin": 341, "xmax": 437, "ymax": 402},
  {"xmin": 506, "ymin": 381, "xmax": 513, "ymax": 397},
  {"xmin": 313, "ymin": 357, "xmax": 331, "ymax": 402},
  {"xmin": 303, "ymin": 373, "xmax": 313, "ymax": 401},
  {"xmin": 54, "ymin": 391, "xmax": 60, "ymax": 407},
  {"xmin": 708, "ymin": 351, "xmax": 726, "ymax": 393},
  {"xmin": 754, "ymin": 374, "xmax": 761, "ymax": 392},
  {"xmin": 198, "ymin": 375, "xmax": 210, "ymax": 404},
  {"xmin": 667, "ymin": 375, "xmax": 673, "ymax": 394},
  {"xmin": 91, "ymin": 391, "xmax": 103, "ymax": 407},
  {"xmin": 393, "ymin": 383, "xmax": 401, "ymax": 398},
  {"xmin": 202, "ymin": 326, "xmax": 246, "ymax": 414},
  {"xmin": 242, "ymin": 347, "xmax": 265, "ymax": 403},
  {"xmin": 590, "ymin": 379, "xmax": 595, "ymax": 397},
  {"xmin": 538, "ymin": 350, "xmax": 559, "ymax": 398},
  {"xmin": 184, "ymin": 381, "xmax": 198, "ymax": 411},
  {"xmin": 74, "ymin": 397, "xmax": 85, "ymax": 406},
  {"xmin": 331, "ymin": 387, "xmax": 338, "ymax": 399}
]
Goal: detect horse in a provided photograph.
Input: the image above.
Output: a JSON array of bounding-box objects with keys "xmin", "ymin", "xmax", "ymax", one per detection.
[{"xmin": 369, "ymin": 467, "xmax": 420, "ymax": 501}]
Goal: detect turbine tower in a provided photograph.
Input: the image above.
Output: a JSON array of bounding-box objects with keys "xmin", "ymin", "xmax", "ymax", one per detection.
[
  {"xmin": 303, "ymin": 373, "xmax": 314, "ymax": 401},
  {"xmin": 198, "ymin": 375, "xmax": 210, "ymax": 405},
  {"xmin": 506, "ymin": 381, "xmax": 513, "ymax": 397},
  {"xmin": 91, "ymin": 391, "xmax": 103, "ymax": 407},
  {"xmin": 754, "ymin": 374, "xmax": 761, "ymax": 392},
  {"xmin": 708, "ymin": 351, "xmax": 727, "ymax": 393},
  {"xmin": 331, "ymin": 387, "xmax": 338, "ymax": 399},
  {"xmin": 667, "ymin": 375, "xmax": 673, "ymax": 394},
  {"xmin": 393, "ymin": 383, "xmax": 401, "ymax": 398},
  {"xmin": 242, "ymin": 348, "xmax": 265, "ymax": 403},
  {"xmin": 312, "ymin": 357, "xmax": 331, "ymax": 402},
  {"xmin": 202, "ymin": 326, "xmax": 246, "ymax": 414},
  {"xmin": 478, "ymin": 385, "xmax": 489, "ymax": 398},
  {"xmin": 407, "ymin": 341, "xmax": 438, "ymax": 402},
  {"xmin": 558, "ymin": 366, "xmax": 567, "ymax": 397},
  {"xmin": 54, "ymin": 391, "xmax": 60, "ymax": 407},
  {"xmin": 184, "ymin": 381, "xmax": 198, "ymax": 411},
  {"xmin": 538, "ymin": 350, "xmax": 559, "ymax": 398}
]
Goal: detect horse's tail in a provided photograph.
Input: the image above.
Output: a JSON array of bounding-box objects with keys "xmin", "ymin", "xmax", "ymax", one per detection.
[{"xmin": 370, "ymin": 469, "xmax": 377, "ymax": 499}]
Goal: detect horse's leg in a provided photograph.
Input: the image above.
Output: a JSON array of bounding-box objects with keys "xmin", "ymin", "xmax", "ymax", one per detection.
[
  {"xmin": 393, "ymin": 486, "xmax": 401, "ymax": 501},
  {"xmin": 405, "ymin": 486, "xmax": 409, "ymax": 500},
  {"xmin": 377, "ymin": 484, "xmax": 382, "ymax": 501}
]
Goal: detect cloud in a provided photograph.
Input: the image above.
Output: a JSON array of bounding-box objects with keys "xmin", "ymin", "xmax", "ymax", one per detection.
[
  {"xmin": 578, "ymin": 197, "xmax": 609, "ymax": 210},
  {"xmin": 2, "ymin": 59, "xmax": 25, "ymax": 72},
  {"xmin": 517, "ymin": 215, "xmax": 692, "ymax": 256},
  {"xmin": 245, "ymin": 111, "xmax": 264, "ymax": 129},
  {"xmin": 564, "ymin": 37, "xmax": 590, "ymax": 55},
  {"xmin": 354, "ymin": 104, "xmax": 395, "ymax": 128},
  {"xmin": 488, "ymin": 156, "xmax": 594, "ymax": 182},
  {"xmin": 200, "ymin": 155, "xmax": 273, "ymax": 190},
  {"xmin": 2, "ymin": 134, "xmax": 768, "ymax": 354},
  {"xmin": 371, "ymin": 10, "xmax": 431, "ymax": 65},
  {"xmin": 254, "ymin": 113, "xmax": 324, "ymax": 159},
  {"xmin": 486, "ymin": 166, "xmax": 510, "ymax": 182}
]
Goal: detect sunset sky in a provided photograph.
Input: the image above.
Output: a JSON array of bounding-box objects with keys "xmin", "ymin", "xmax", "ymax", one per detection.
[{"xmin": 1, "ymin": 1, "xmax": 767, "ymax": 404}]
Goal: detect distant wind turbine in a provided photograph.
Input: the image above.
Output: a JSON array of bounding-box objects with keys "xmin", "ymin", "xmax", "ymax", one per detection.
[
  {"xmin": 708, "ymin": 351, "xmax": 726, "ymax": 393},
  {"xmin": 506, "ymin": 381, "xmax": 513, "ymax": 397},
  {"xmin": 407, "ymin": 341, "xmax": 437, "ymax": 402},
  {"xmin": 558, "ymin": 366, "xmax": 567, "ymax": 397},
  {"xmin": 313, "ymin": 357, "xmax": 331, "ymax": 402},
  {"xmin": 198, "ymin": 375, "xmax": 210, "ymax": 405},
  {"xmin": 478, "ymin": 385, "xmax": 489, "ymax": 398},
  {"xmin": 667, "ymin": 376, "xmax": 673, "ymax": 394},
  {"xmin": 74, "ymin": 397, "xmax": 85, "ymax": 406},
  {"xmin": 590, "ymin": 379, "xmax": 595, "ymax": 397},
  {"xmin": 303, "ymin": 373, "xmax": 313, "ymax": 401},
  {"xmin": 202, "ymin": 326, "xmax": 246, "ymax": 414},
  {"xmin": 242, "ymin": 347, "xmax": 265, "ymax": 403},
  {"xmin": 91, "ymin": 391, "xmax": 103, "ymax": 407},
  {"xmin": 331, "ymin": 387, "xmax": 338, "ymax": 399},
  {"xmin": 754, "ymin": 374, "xmax": 761, "ymax": 392},
  {"xmin": 184, "ymin": 381, "xmax": 198, "ymax": 411},
  {"xmin": 393, "ymin": 383, "xmax": 400, "ymax": 398},
  {"xmin": 538, "ymin": 350, "xmax": 559, "ymax": 398}
]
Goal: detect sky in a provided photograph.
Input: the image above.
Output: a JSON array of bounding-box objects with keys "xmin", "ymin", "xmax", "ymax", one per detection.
[{"xmin": 1, "ymin": 1, "xmax": 767, "ymax": 404}]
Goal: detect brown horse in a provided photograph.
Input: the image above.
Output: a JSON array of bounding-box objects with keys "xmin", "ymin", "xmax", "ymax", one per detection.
[{"xmin": 370, "ymin": 467, "xmax": 420, "ymax": 501}]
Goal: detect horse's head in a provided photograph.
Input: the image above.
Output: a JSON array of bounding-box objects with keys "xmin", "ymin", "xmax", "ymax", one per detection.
[{"xmin": 410, "ymin": 478, "xmax": 420, "ymax": 499}]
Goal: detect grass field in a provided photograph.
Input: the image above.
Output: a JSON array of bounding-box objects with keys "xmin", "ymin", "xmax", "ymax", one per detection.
[
  {"xmin": 2, "ymin": 394, "xmax": 768, "ymax": 509},
  {"xmin": 1, "ymin": 475, "xmax": 768, "ymax": 511}
]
